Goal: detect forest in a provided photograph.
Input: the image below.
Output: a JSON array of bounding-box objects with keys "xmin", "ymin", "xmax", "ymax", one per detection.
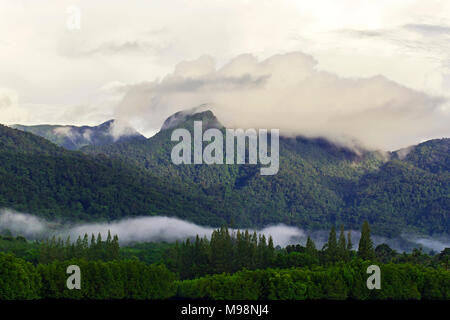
[
  {"xmin": 5, "ymin": 110, "xmax": 448, "ymax": 237},
  {"xmin": 0, "ymin": 222, "xmax": 448, "ymax": 300}
]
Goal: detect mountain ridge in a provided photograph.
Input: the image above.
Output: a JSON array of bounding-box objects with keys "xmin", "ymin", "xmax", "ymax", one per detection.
[
  {"xmin": 10, "ymin": 119, "xmax": 146, "ymax": 150},
  {"xmin": 80, "ymin": 110, "xmax": 449, "ymax": 236},
  {"xmin": 0, "ymin": 110, "xmax": 448, "ymax": 236}
]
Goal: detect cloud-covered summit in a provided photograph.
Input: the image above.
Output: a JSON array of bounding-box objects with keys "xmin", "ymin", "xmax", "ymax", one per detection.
[
  {"xmin": 11, "ymin": 119, "xmax": 145, "ymax": 150},
  {"xmin": 115, "ymin": 52, "xmax": 449, "ymax": 151}
]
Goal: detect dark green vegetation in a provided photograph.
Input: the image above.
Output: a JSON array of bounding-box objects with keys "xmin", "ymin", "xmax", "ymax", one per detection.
[
  {"xmin": 11, "ymin": 120, "xmax": 145, "ymax": 150},
  {"xmin": 177, "ymin": 262, "xmax": 449, "ymax": 300},
  {"xmin": 82, "ymin": 111, "xmax": 449, "ymax": 236},
  {"xmin": 3, "ymin": 110, "xmax": 449, "ymax": 236},
  {"xmin": 0, "ymin": 123, "xmax": 228, "ymax": 223},
  {"xmin": 0, "ymin": 222, "xmax": 449, "ymax": 300}
]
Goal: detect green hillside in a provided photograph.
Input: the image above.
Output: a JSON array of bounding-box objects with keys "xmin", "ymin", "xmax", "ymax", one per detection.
[
  {"xmin": 0, "ymin": 124, "xmax": 229, "ymax": 224},
  {"xmin": 0, "ymin": 110, "xmax": 448, "ymax": 236},
  {"xmin": 81, "ymin": 111, "xmax": 449, "ymax": 236}
]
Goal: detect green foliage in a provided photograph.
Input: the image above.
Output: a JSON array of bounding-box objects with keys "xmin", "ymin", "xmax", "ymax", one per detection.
[
  {"xmin": 358, "ymin": 221, "xmax": 375, "ymax": 260},
  {"xmin": 176, "ymin": 262, "xmax": 450, "ymax": 300},
  {"xmin": 324, "ymin": 226, "xmax": 338, "ymax": 263},
  {"xmin": 0, "ymin": 252, "xmax": 41, "ymax": 300},
  {"xmin": 165, "ymin": 228, "xmax": 276, "ymax": 279},
  {"xmin": 120, "ymin": 241, "xmax": 173, "ymax": 264},
  {"xmin": 0, "ymin": 224, "xmax": 449, "ymax": 300},
  {"xmin": 0, "ymin": 235, "xmax": 40, "ymax": 263},
  {"xmin": 0, "ymin": 124, "xmax": 230, "ymax": 225},
  {"xmin": 2, "ymin": 113, "xmax": 449, "ymax": 236},
  {"xmin": 38, "ymin": 232, "xmax": 120, "ymax": 264},
  {"xmin": 80, "ymin": 112, "xmax": 449, "ymax": 236},
  {"xmin": 37, "ymin": 259, "xmax": 176, "ymax": 299}
]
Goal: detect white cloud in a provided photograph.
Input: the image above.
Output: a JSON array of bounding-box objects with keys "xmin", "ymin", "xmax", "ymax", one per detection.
[
  {"xmin": 114, "ymin": 52, "xmax": 450, "ymax": 150},
  {"xmin": 0, "ymin": 0, "xmax": 449, "ymax": 149}
]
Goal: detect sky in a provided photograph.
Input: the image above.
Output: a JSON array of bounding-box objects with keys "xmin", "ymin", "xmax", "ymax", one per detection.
[{"xmin": 0, "ymin": 0, "xmax": 449, "ymax": 150}]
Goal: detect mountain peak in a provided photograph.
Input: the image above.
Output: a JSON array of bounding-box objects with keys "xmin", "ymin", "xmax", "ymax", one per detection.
[
  {"xmin": 160, "ymin": 109, "xmax": 222, "ymax": 131},
  {"xmin": 10, "ymin": 119, "xmax": 145, "ymax": 150}
]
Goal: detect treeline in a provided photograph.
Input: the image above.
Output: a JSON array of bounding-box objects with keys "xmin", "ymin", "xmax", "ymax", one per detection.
[
  {"xmin": 177, "ymin": 261, "xmax": 450, "ymax": 300},
  {"xmin": 165, "ymin": 227, "xmax": 275, "ymax": 279},
  {"xmin": 38, "ymin": 231, "xmax": 120, "ymax": 264},
  {"xmin": 164, "ymin": 221, "xmax": 448, "ymax": 279},
  {"xmin": 1, "ymin": 252, "xmax": 448, "ymax": 300},
  {"xmin": 1, "ymin": 222, "xmax": 449, "ymax": 274},
  {"xmin": 0, "ymin": 253, "xmax": 176, "ymax": 300},
  {"xmin": 1, "ymin": 221, "xmax": 449, "ymax": 300}
]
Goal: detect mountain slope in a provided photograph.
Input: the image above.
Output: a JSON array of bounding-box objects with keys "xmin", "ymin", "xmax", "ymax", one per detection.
[
  {"xmin": 0, "ymin": 124, "xmax": 229, "ymax": 224},
  {"xmin": 397, "ymin": 138, "xmax": 449, "ymax": 173},
  {"xmin": 11, "ymin": 120, "xmax": 146, "ymax": 150},
  {"xmin": 3, "ymin": 110, "xmax": 448, "ymax": 237},
  {"xmin": 82, "ymin": 110, "xmax": 449, "ymax": 236}
]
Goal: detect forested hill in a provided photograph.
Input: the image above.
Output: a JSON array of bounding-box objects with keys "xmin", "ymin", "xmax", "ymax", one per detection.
[
  {"xmin": 80, "ymin": 111, "xmax": 449, "ymax": 236},
  {"xmin": 0, "ymin": 110, "xmax": 448, "ymax": 236},
  {"xmin": 395, "ymin": 138, "xmax": 450, "ymax": 173},
  {"xmin": 11, "ymin": 120, "xmax": 146, "ymax": 150},
  {"xmin": 0, "ymin": 124, "xmax": 229, "ymax": 224}
]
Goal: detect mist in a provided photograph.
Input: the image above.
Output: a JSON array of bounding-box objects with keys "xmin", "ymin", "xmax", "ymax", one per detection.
[{"xmin": 0, "ymin": 209, "xmax": 448, "ymax": 253}]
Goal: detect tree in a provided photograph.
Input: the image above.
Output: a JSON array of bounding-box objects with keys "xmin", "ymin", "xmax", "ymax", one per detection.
[
  {"xmin": 210, "ymin": 227, "xmax": 233, "ymax": 273},
  {"xmin": 325, "ymin": 226, "xmax": 338, "ymax": 263},
  {"xmin": 346, "ymin": 231, "xmax": 352, "ymax": 251},
  {"xmin": 306, "ymin": 236, "xmax": 316, "ymax": 256},
  {"xmin": 338, "ymin": 225, "xmax": 348, "ymax": 261},
  {"xmin": 357, "ymin": 221, "xmax": 375, "ymax": 260}
]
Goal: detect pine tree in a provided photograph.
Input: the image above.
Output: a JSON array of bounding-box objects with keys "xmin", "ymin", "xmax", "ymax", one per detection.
[
  {"xmin": 258, "ymin": 234, "xmax": 267, "ymax": 268},
  {"xmin": 358, "ymin": 221, "xmax": 375, "ymax": 260},
  {"xmin": 338, "ymin": 225, "xmax": 347, "ymax": 261},
  {"xmin": 82, "ymin": 233, "xmax": 89, "ymax": 257},
  {"xmin": 306, "ymin": 236, "xmax": 317, "ymax": 256},
  {"xmin": 250, "ymin": 232, "xmax": 258, "ymax": 269},
  {"xmin": 347, "ymin": 231, "xmax": 352, "ymax": 251},
  {"xmin": 111, "ymin": 235, "xmax": 120, "ymax": 260},
  {"xmin": 210, "ymin": 227, "xmax": 233, "ymax": 273},
  {"xmin": 267, "ymin": 236, "xmax": 275, "ymax": 265},
  {"xmin": 65, "ymin": 236, "xmax": 72, "ymax": 260},
  {"xmin": 97, "ymin": 232, "xmax": 104, "ymax": 260},
  {"xmin": 75, "ymin": 235, "xmax": 83, "ymax": 258},
  {"xmin": 105, "ymin": 230, "xmax": 112, "ymax": 260},
  {"xmin": 89, "ymin": 233, "xmax": 96, "ymax": 260},
  {"xmin": 325, "ymin": 226, "xmax": 338, "ymax": 263}
]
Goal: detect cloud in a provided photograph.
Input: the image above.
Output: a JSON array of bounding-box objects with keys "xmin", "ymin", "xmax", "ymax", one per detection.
[
  {"xmin": 0, "ymin": 209, "xmax": 49, "ymax": 238},
  {"xmin": 114, "ymin": 52, "xmax": 450, "ymax": 151},
  {"xmin": 2, "ymin": 1, "xmax": 450, "ymax": 138},
  {"xmin": 403, "ymin": 23, "xmax": 450, "ymax": 36},
  {"xmin": 53, "ymin": 126, "xmax": 75, "ymax": 137},
  {"xmin": 66, "ymin": 218, "xmax": 305, "ymax": 248},
  {"xmin": 63, "ymin": 40, "xmax": 167, "ymax": 58},
  {"xmin": 0, "ymin": 209, "xmax": 302, "ymax": 247},
  {"xmin": 0, "ymin": 88, "xmax": 31, "ymax": 124},
  {"xmin": 2, "ymin": 209, "xmax": 448, "ymax": 252}
]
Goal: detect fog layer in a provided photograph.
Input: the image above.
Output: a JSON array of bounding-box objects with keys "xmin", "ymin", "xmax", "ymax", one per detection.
[{"xmin": 0, "ymin": 209, "xmax": 448, "ymax": 252}]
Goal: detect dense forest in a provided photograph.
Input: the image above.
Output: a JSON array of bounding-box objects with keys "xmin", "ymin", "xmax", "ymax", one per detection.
[
  {"xmin": 81, "ymin": 111, "xmax": 450, "ymax": 236},
  {"xmin": 0, "ymin": 222, "xmax": 448, "ymax": 300},
  {"xmin": 5, "ymin": 110, "xmax": 449, "ymax": 237},
  {"xmin": 0, "ymin": 123, "xmax": 229, "ymax": 224}
]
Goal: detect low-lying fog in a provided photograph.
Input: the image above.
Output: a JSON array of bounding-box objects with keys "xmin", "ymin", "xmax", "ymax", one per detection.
[{"xmin": 0, "ymin": 209, "xmax": 448, "ymax": 253}]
